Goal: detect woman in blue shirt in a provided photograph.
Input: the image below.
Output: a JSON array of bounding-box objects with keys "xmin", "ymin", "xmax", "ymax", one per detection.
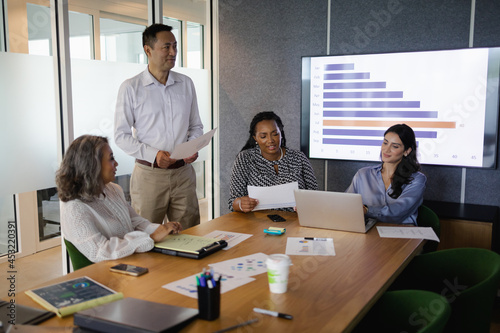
[{"xmin": 346, "ymin": 124, "xmax": 426, "ymax": 225}]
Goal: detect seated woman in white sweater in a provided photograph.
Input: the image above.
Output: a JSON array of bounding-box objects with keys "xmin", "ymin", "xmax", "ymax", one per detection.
[{"xmin": 56, "ymin": 135, "xmax": 182, "ymax": 262}]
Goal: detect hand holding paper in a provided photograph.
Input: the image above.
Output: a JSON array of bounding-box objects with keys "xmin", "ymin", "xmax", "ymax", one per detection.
[
  {"xmin": 247, "ymin": 182, "xmax": 298, "ymax": 211},
  {"xmin": 170, "ymin": 128, "xmax": 217, "ymax": 160}
]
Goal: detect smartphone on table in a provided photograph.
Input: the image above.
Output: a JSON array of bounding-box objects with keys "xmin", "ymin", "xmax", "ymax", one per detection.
[
  {"xmin": 110, "ymin": 263, "xmax": 148, "ymax": 276},
  {"xmin": 267, "ymin": 214, "xmax": 286, "ymax": 222}
]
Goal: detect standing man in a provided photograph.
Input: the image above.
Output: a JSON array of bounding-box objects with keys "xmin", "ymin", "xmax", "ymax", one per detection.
[{"xmin": 114, "ymin": 24, "xmax": 203, "ymax": 230}]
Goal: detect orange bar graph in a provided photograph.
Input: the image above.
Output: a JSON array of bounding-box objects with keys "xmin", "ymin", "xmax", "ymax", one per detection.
[{"xmin": 323, "ymin": 120, "xmax": 456, "ymax": 128}]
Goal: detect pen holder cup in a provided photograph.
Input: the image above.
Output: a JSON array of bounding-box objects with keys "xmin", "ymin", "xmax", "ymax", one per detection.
[{"xmin": 197, "ymin": 283, "xmax": 221, "ymax": 320}]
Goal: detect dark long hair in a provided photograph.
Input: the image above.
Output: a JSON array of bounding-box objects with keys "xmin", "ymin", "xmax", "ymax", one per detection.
[
  {"xmin": 385, "ymin": 124, "xmax": 421, "ymax": 199},
  {"xmin": 240, "ymin": 111, "xmax": 287, "ymax": 152},
  {"xmin": 56, "ymin": 135, "xmax": 109, "ymax": 202}
]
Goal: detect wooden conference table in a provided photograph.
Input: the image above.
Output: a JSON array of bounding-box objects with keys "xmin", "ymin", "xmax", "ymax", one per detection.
[{"xmin": 16, "ymin": 211, "xmax": 424, "ymax": 332}]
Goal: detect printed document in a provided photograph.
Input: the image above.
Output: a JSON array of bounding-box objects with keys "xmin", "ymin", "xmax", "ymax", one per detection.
[
  {"xmin": 285, "ymin": 237, "xmax": 336, "ymax": 256},
  {"xmin": 248, "ymin": 182, "xmax": 298, "ymax": 210},
  {"xmin": 376, "ymin": 226, "xmax": 440, "ymax": 242},
  {"xmin": 169, "ymin": 128, "xmax": 217, "ymax": 159}
]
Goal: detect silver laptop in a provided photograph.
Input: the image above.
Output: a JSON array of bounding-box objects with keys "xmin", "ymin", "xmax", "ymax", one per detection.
[{"xmin": 294, "ymin": 189, "xmax": 377, "ymax": 233}]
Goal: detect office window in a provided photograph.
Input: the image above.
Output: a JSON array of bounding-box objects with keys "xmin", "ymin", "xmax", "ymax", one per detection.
[
  {"xmin": 0, "ymin": 3, "xmax": 5, "ymax": 52},
  {"xmin": 27, "ymin": 4, "xmax": 93, "ymax": 59},
  {"xmin": 68, "ymin": 11, "xmax": 93, "ymax": 60},
  {"xmin": 27, "ymin": 4, "xmax": 51, "ymax": 56},
  {"xmin": 1, "ymin": 1, "xmax": 58, "ymax": 258},
  {"xmin": 100, "ymin": 18, "xmax": 145, "ymax": 63},
  {"xmin": 187, "ymin": 22, "xmax": 203, "ymax": 69},
  {"xmin": 37, "ymin": 188, "xmax": 60, "ymax": 241},
  {"xmin": 164, "ymin": 17, "xmax": 182, "ymax": 66},
  {"xmin": 0, "ymin": 196, "xmax": 17, "ymax": 256}
]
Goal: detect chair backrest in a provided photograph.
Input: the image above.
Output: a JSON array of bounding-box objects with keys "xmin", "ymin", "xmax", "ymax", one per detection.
[
  {"xmin": 417, "ymin": 205, "xmax": 440, "ymax": 253},
  {"xmin": 439, "ymin": 248, "xmax": 500, "ymax": 333},
  {"xmin": 353, "ymin": 290, "xmax": 451, "ymax": 333},
  {"xmin": 394, "ymin": 248, "xmax": 500, "ymax": 333},
  {"xmin": 64, "ymin": 239, "xmax": 93, "ymax": 271}
]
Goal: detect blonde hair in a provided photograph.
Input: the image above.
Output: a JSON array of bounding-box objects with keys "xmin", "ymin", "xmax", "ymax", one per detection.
[{"xmin": 56, "ymin": 135, "xmax": 109, "ymax": 202}]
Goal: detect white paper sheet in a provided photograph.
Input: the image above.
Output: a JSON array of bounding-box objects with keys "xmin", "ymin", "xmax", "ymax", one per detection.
[
  {"xmin": 202, "ymin": 230, "xmax": 253, "ymax": 250},
  {"xmin": 209, "ymin": 253, "xmax": 269, "ymax": 278},
  {"xmin": 285, "ymin": 237, "xmax": 336, "ymax": 256},
  {"xmin": 162, "ymin": 253, "xmax": 267, "ymax": 298},
  {"xmin": 169, "ymin": 128, "xmax": 217, "ymax": 159},
  {"xmin": 376, "ymin": 226, "xmax": 440, "ymax": 242},
  {"xmin": 162, "ymin": 270, "xmax": 255, "ymax": 299},
  {"xmin": 248, "ymin": 182, "xmax": 298, "ymax": 211}
]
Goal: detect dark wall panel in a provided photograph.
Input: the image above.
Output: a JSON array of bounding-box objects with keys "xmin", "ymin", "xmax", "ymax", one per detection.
[
  {"xmin": 327, "ymin": 0, "xmax": 474, "ymax": 203},
  {"xmin": 218, "ymin": 0, "xmax": 328, "ymax": 214},
  {"xmin": 466, "ymin": 0, "xmax": 500, "ymax": 206},
  {"xmin": 218, "ymin": 0, "xmax": 500, "ymax": 214}
]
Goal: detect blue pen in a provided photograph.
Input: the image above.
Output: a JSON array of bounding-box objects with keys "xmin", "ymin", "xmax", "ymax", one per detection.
[
  {"xmin": 200, "ymin": 275, "xmax": 207, "ymax": 287},
  {"xmin": 210, "ymin": 266, "xmax": 215, "ymax": 277}
]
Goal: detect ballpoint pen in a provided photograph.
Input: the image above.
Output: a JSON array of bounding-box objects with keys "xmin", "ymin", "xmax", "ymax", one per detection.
[
  {"xmin": 253, "ymin": 308, "xmax": 293, "ymax": 320},
  {"xmin": 304, "ymin": 237, "xmax": 327, "ymax": 241}
]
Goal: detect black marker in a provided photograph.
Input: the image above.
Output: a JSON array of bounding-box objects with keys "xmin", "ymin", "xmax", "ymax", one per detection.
[{"xmin": 253, "ymin": 307, "xmax": 293, "ymax": 320}]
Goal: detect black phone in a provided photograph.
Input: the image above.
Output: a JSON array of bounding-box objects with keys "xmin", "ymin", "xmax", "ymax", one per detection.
[
  {"xmin": 110, "ymin": 264, "xmax": 148, "ymax": 276},
  {"xmin": 267, "ymin": 214, "xmax": 286, "ymax": 222}
]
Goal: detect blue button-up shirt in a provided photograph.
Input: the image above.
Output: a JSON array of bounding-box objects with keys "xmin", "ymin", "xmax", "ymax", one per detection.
[{"xmin": 345, "ymin": 164, "xmax": 426, "ymax": 225}]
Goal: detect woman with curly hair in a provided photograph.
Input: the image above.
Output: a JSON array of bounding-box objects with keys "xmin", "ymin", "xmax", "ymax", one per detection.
[
  {"xmin": 228, "ymin": 111, "xmax": 318, "ymax": 212},
  {"xmin": 56, "ymin": 135, "xmax": 181, "ymax": 262},
  {"xmin": 346, "ymin": 124, "xmax": 426, "ymax": 225}
]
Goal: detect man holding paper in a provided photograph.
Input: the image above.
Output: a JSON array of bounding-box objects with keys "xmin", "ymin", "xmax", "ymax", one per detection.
[{"xmin": 114, "ymin": 24, "xmax": 203, "ymax": 229}]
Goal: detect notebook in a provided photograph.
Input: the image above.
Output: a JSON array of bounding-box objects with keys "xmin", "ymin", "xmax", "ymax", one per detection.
[
  {"xmin": 74, "ymin": 297, "xmax": 198, "ymax": 333},
  {"xmin": 294, "ymin": 189, "xmax": 377, "ymax": 233},
  {"xmin": 152, "ymin": 234, "xmax": 227, "ymax": 259}
]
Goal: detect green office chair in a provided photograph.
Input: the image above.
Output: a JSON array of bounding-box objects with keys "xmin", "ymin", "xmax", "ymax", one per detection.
[
  {"xmin": 389, "ymin": 248, "xmax": 500, "ymax": 333},
  {"xmin": 352, "ymin": 290, "xmax": 451, "ymax": 333},
  {"xmin": 416, "ymin": 205, "xmax": 440, "ymax": 253},
  {"xmin": 64, "ymin": 238, "xmax": 93, "ymax": 271}
]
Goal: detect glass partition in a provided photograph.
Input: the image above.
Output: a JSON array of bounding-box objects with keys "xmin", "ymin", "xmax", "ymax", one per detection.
[
  {"xmin": 2, "ymin": 0, "xmax": 58, "ymax": 255},
  {"xmin": 0, "ymin": 3, "xmax": 5, "ymax": 52},
  {"xmin": 100, "ymin": 18, "xmax": 145, "ymax": 63},
  {"xmin": 164, "ymin": 17, "xmax": 182, "ymax": 66},
  {"xmin": 187, "ymin": 22, "xmax": 203, "ymax": 69},
  {"xmin": 0, "ymin": 196, "xmax": 16, "ymax": 257}
]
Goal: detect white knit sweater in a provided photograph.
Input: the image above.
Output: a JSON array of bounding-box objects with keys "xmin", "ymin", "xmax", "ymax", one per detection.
[{"xmin": 61, "ymin": 182, "xmax": 159, "ymax": 262}]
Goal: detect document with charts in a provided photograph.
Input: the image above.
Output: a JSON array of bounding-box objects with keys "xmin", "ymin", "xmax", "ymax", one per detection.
[
  {"xmin": 376, "ymin": 226, "xmax": 440, "ymax": 242},
  {"xmin": 285, "ymin": 237, "xmax": 336, "ymax": 256}
]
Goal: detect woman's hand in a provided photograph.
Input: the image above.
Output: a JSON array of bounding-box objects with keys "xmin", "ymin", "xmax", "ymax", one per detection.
[
  {"xmin": 234, "ymin": 196, "xmax": 259, "ymax": 213},
  {"xmin": 149, "ymin": 222, "xmax": 183, "ymax": 242}
]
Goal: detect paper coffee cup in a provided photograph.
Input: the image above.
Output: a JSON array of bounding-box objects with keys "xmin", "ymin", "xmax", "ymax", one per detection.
[{"xmin": 266, "ymin": 254, "xmax": 291, "ymax": 294}]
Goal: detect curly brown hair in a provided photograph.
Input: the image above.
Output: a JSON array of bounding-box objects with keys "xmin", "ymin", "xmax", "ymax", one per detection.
[{"xmin": 56, "ymin": 135, "xmax": 109, "ymax": 202}]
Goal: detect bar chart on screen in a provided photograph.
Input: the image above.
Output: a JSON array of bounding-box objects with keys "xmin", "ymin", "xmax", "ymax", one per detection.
[{"xmin": 304, "ymin": 47, "xmax": 500, "ymax": 168}]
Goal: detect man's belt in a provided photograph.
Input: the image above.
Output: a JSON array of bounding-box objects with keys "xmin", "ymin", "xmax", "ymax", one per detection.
[{"xmin": 135, "ymin": 159, "xmax": 185, "ymax": 169}]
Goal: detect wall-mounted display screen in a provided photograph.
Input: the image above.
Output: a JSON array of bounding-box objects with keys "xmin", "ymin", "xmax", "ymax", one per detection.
[{"xmin": 301, "ymin": 47, "xmax": 500, "ymax": 168}]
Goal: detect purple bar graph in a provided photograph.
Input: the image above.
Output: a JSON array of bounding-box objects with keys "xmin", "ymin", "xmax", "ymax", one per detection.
[
  {"xmin": 322, "ymin": 129, "xmax": 437, "ymax": 139},
  {"xmin": 324, "ymin": 73, "xmax": 370, "ymax": 80},
  {"xmin": 323, "ymin": 138, "xmax": 383, "ymax": 146},
  {"xmin": 324, "ymin": 101, "xmax": 420, "ymax": 108},
  {"xmin": 324, "ymin": 82, "xmax": 387, "ymax": 89},
  {"xmin": 324, "ymin": 63, "xmax": 355, "ymax": 70},
  {"xmin": 323, "ymin": 110, "xmax": 437, "ymax": 118},
  {"xmin": 323, "ymin": 91, "xmax": 403, "ymax": 99}
]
